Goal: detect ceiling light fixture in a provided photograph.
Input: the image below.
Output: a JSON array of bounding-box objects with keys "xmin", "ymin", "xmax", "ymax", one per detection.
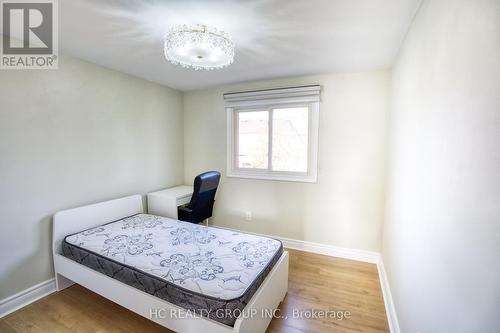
[{"xmin": 164, "ymin": 24, "xmax": 234, "ymax": 70}]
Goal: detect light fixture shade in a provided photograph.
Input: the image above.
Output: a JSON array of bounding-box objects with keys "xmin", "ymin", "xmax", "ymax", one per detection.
[{"xmin": 164, "ymin": 24, "xmax": 234, "ymax": 70}]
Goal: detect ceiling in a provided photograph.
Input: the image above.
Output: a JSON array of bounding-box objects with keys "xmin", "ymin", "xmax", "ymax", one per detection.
[{"xmin": 59, "ymin": 0, "xmax": 421, "ymax": 91}]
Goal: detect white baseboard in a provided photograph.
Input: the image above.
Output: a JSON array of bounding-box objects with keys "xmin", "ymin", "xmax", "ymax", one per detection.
[
  {"xmin": 376, "ymin": 258, "xmax": 400, "ymax": 333},
  {"xmin": 0, "ymin": 278, "xmax": 56, "ymax": 318},
  {"xmin": 279, "ymin": 236, "xmax": 380, "ymax": 263},
  {"xmin": 214, "ymin": 225, "xmax": 380, "ymax": 264}
]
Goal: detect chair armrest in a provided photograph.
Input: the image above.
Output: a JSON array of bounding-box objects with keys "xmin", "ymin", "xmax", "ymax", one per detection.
[{"xmin": 178, "ymin": 205, "xmax": 193, "ymax": 213}]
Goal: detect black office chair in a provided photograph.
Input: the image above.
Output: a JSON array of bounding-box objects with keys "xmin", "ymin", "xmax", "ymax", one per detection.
[{"xmin": 178, "ymin": 171, "xmax": 221, "ymax": 224}]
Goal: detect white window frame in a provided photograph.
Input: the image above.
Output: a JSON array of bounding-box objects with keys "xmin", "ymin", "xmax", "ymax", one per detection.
[{"xmin": 225, "ymin": 85, "xmax": 320, "ymax": 183}]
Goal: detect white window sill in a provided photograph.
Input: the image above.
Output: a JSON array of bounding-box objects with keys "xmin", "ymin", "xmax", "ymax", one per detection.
[{"xmin": 227, "ymin": 171, "xmax": 317, "ymax": 183}]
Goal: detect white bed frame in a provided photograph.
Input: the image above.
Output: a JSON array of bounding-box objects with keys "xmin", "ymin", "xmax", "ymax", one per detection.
[{"xmin": 52, "ymin": 195, "xmax": 288, "ymax": 333}]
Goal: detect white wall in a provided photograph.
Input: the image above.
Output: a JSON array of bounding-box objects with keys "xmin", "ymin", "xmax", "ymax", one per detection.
[
  {"xmin": 184, "ymin": 71, "xmax": 390, "ymax": 252},
  {"xmin": 383, "ymin": 0, "xmax": 500, "ymax": 332},
  {"xmin": 0, "ymin": 54, "xmax": 184, "ymax": 300}
]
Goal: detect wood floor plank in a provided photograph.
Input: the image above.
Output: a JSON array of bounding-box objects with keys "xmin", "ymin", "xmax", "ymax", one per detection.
[{"xmin": 0, "ymin": 249, "xmax": 388, "ymax": 333}]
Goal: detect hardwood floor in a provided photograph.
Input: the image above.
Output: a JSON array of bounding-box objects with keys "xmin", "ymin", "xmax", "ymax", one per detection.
[{"xmin": 0, "ymin": 249, "xmax": 388, "ymax": 333}]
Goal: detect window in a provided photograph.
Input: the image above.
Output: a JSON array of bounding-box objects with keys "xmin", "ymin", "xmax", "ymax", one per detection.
[{"xmin": 225, "ymin": 86, "xmax": 320, "ymax": 182}]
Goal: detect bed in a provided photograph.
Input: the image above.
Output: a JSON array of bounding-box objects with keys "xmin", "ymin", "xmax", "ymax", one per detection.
[{"xmin": 52, "ymin": 195, "xmax": 288, "ymax": 333}]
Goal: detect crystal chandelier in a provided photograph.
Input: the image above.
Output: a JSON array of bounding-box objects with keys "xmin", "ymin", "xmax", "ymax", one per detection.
[{"xmin": 164, "ymin": 24, "xmax": 234, "ymax": 70}]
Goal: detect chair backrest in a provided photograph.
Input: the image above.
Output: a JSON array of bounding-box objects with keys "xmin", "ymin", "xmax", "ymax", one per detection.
[{"xmin": 188, "ymin": 171, "xmax": 221, "ymax": 222}]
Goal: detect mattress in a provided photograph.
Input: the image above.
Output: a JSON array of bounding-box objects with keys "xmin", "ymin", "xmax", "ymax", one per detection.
[{"xmin": 62, "ymin": 213, "xmax": 283, "ymax": 326}]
